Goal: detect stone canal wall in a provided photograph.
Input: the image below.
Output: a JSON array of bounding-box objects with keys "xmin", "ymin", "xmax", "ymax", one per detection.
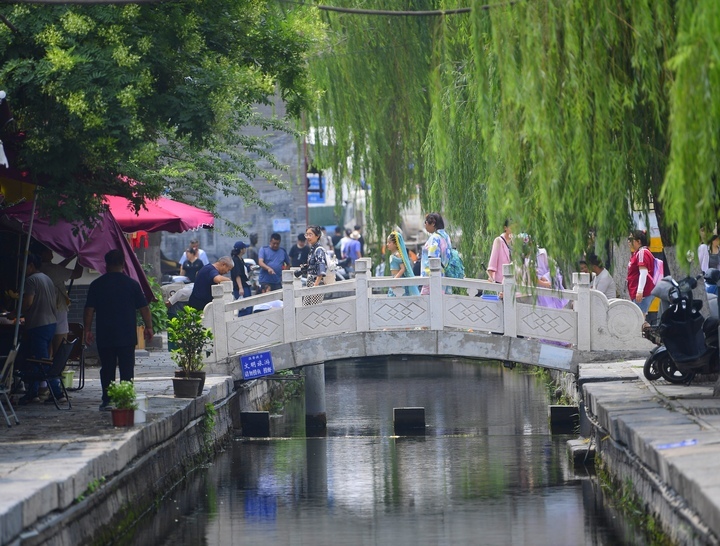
[
  {"xmin": 552, "ymin": 363, "xmax": 720, "ymax": 546},
  {"xmin": 6, "ymin": 375, "xmax": 285, "ymax": 546}
]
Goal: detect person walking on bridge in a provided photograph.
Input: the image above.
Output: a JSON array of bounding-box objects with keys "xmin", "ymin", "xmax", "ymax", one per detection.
[
  {"xmin": 487, "ymin": 219, "xmax": 513, "ymax": 284},
  {"xmin": 301, "ymin": 225, "xmax": 328, "ymax": 306},
  {"xmin": 420, "ymin": 212, "xmax": 452, "ymax": 295}
]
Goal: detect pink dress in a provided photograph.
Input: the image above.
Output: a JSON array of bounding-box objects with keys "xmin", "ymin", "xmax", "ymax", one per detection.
[{"xmin": 487, "ymin": 235, "xmax": 511, "ymax": 283}]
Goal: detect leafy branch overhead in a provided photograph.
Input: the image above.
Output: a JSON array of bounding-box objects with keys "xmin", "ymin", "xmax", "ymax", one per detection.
[
  {"xmin": 0, "ymin": 1, "xmax": 322, "ymax": 226},
  {"xmin": 307, "ymin": 0, "xmax": 720, "ymax": 269}
]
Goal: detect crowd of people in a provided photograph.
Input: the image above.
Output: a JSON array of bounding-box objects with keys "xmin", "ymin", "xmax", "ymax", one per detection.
[{"xmin": 6, "ymin": 216, "xmax": 674, "ymax": 415}]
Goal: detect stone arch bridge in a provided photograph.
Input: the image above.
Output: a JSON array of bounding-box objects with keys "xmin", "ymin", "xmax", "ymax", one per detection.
[{"xmin": 198, "ymin": 259, "xmax": 652, "ymax": 379}]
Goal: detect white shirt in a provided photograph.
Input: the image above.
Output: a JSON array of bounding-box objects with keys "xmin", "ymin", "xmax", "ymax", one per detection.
[
  {"xmin": 592, "ymin": 269, "xmax": 617, "ymax": 300},
  {"xmin": 253, "ymin": 300, "xmax": 283, "ymax": 312},
  {"xmin": 698, "ymin": 243, "xmax": 710, "ymax": 273},
  {"xmin": 168, "ymin": 284, "xmax": 194, "ymax": 305}
]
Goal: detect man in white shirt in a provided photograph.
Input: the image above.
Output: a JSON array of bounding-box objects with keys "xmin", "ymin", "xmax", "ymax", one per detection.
[
  {"xmin": 177, "ymin": 237, "xmax": 209, "ymax": 267},
  {"xmin": 588, "ymin": 254, "xmax": 617, "ymax": 300}
]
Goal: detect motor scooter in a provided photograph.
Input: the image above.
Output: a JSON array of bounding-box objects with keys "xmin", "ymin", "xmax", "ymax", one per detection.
[{"xmin": 643, "ymin": 274, "xmax": 719, "ymax": 384}]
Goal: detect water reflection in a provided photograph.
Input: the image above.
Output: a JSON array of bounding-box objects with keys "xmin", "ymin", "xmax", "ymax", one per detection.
[{"xmin": 123, "ymin": 358, "xmax": 642, "ymax": 546}]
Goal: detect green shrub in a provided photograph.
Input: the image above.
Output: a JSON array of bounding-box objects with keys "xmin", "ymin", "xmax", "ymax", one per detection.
[
  {"xmin": 107, "ymin": 380, "xmax": 138, "ymax": 410},
  {"xmin": 167, "ymin": 307, "xmax": 213, "ymax": 375}
]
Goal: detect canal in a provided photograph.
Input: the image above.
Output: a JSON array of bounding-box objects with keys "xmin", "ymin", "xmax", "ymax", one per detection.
[{"xmin": 121, "ymin": 358, "xmax": 646, "ymax": 545}]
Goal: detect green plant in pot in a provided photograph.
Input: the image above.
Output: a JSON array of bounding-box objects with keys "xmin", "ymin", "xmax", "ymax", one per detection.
[
  {"xmin": 107, "ymin": 380, "xmax": 138, "ymax": 426},
  {"xmin": 167, "ymin": 307, "xmax": 213, "ymax": 397}
]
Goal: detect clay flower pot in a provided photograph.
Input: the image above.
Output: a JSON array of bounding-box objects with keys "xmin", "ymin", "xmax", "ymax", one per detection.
[
  {"xmin": 174, "ymin": 370, "xmax": 206, "ymax": 396},
  {"xmin": 172, "ymin": 377, "xmax": 202, "ymax": 398},
  {"xmin": 111, "ymin": 408, "xmax": 135, "ymax": 427}
]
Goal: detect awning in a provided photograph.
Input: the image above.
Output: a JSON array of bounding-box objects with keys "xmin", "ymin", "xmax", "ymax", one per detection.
[
  {"xmin": 1, "ymin": 201, "xmax": 155, "ymax": 301},
  {"xmin": 104, "ymin": 195, "xmax": 214, "ymax": 233}
]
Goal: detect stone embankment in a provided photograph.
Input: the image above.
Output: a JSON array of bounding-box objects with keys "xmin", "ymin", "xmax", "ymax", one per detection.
[
  {"xmin": 555, "ymin": 360, "xmax": 720, "ymax": 545},
  {"xmin": 0, "ymin": 350, "xmax": 277, "ymax": 546}
]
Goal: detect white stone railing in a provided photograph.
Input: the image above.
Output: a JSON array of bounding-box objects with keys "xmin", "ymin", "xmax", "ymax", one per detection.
[{"xmin": 202, "ymin": 257, "xmax": 651, "ymax": 364}]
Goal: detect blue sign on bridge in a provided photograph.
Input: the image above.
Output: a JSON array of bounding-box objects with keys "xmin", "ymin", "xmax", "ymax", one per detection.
[{"xmin": 240, "ymin": 351, "xmax": 275, "ymax": 380}]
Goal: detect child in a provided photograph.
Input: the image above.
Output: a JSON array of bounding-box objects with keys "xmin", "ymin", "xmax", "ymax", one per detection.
[{"xmin": 387, "ymin": 231, "xmax": 420, "ymax": 297}]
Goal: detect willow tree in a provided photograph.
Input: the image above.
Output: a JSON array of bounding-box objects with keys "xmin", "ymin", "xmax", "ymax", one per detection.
[
  {"xmin": 308, "ymin": 0, "xmax": 720, "ymax": 275},
  {"xmin": 307, "ymin": 0, "xmax": 436, "ymax": 251}
]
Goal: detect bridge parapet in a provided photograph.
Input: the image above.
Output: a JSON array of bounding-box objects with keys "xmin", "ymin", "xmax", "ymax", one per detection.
[{"xmin": 201, "ymin": 258, "xmax": 652, "ymax": 367}]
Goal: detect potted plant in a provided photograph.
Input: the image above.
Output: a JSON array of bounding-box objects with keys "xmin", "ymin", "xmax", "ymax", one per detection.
[
  {"xmin": 107, "ymin": 380, "xmax": 138, "ymax": 426},
  {"xmin": 168, "ymin": 307, "xmax": 213, "ymax": 397}
]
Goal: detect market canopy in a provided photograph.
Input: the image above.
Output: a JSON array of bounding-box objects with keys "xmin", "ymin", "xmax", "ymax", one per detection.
[
  {"xmin": 0, "ymin": 201, "xmax": 155, "ymax": 301},
  {"xmin": 104, "ymin": 195, "xmax": 214, "ymax": 233}
]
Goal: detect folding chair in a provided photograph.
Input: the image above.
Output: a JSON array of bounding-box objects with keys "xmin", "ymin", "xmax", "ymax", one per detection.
[
  {"xmin": 19, "ymin": 339, "xmax": 76, "ymax": 410},
  {"xmin": 0, "ymin": 347, "xmax": 20, "ymax": 427},
  {"xmin": 65, "ymin": 323, "xmax": 86, "ymax": 390}
]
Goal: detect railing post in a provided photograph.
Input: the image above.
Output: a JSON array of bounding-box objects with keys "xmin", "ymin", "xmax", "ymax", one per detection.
[
  {"xmin": 429, "ymin": 257, "xmax": 443, "ymax": 330},
  {"xmin": 355, "ymin": 258, "xmax": 371, "ymax": 332},
  {"xmin": 502, "ymin": 263, "xmax": 516, "ymax": 338},
  {"xmin": 211, "ymin": 283, "xmax": 229, "ymax": 362},
  {"xmin": 576, "ymin": 271, "xmax": 591, "ymax": 351},
  {"xmin": 282, "ymin": 269, "xmax": 297, "ymax": 343}
]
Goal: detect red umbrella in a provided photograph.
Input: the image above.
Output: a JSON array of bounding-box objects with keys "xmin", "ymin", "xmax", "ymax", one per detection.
[
  {"xmin": 1, "ymin": 201, "xmax": 155, "ymax": 301},
  {"xmin": 104, "ymin": 195, "xmax": 214, "ymax": 233}
]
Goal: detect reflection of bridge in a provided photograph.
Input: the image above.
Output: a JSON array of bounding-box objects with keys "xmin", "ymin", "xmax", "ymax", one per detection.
[{"xmin": 202, "ymin": 258, "xmax": 652, "ymax": 379}]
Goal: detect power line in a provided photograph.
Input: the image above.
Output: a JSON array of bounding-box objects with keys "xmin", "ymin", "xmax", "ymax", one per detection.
[{"xmin": 281, "ymin": 1, "xmax": 524, "ymax": 17}]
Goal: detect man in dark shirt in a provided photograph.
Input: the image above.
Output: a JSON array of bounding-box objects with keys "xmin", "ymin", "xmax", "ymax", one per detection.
[
  {"xmin": 188, "ymin": 256, "xmax": 233, "ymax": 311},
  {"xmin": 331, "ymin": 226, "xmax": 343, "ymax": 260},
  {"xmin": 289, "ymin": 233, "xmax": 310, "ymax": 267},
  {"xmin": 84, "ymin": 249, "xmax": 152, "ymax": 411}
]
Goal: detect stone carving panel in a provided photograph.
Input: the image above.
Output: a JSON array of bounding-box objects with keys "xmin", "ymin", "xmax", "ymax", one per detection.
[
  {"xmin": 589, "ymin": 291, "xmax": 655, "ymax": 350},
  {"xmin": 444, "ymin": 296, "xmax": 504, "ymax": 332},
  {"xmin": 516, "ymin": 304, "xmax": 577, "ymax": 344},
  {"xmin": 297, "ymin": 301, "xmax": 356, "ymax": 339},
  {"xmin": 226, "ymin": 309, "xmax": 284, "ymax": 354},
  {"xmin": 369, "ymin": 297, "xmax": 428, "ymax": 329}
]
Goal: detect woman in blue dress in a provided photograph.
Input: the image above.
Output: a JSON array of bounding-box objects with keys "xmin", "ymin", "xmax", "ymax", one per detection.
[{"xmin": 387, "ymin": 231, "xmax": 420, "ymax": 296}]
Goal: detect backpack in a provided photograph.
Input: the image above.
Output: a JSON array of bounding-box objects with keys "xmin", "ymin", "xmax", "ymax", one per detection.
[
  {"xmin": 643, "ymin": 247, "xmax": 664, "ymax": 288},
  {"xmin": 444, "ymin": 249, "xmax": 465, "ymax": 279}
]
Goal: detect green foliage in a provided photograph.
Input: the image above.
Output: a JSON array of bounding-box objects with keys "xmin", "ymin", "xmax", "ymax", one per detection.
[
  {"xmin": 167, "ymin": 306, "xmax": 213, "ymax": 374},
  {"xmin": 306, "ymin": 0, "xmax": 435, "ymax": 248},
  {"xmin": 0, "ymin": 1, "xmax": 322, "ymax": 229},
  {"xmin": 107, "ymin": 380, "xmax": 137, "ymax": 410},
  {"xmin": 308, "ymin": 1, "xmax": 720, "ymax": 274},
  {"xmin": 139, "ymin": 269, "xmax": 167, "ymax": 333},
  {"xmin": 75, "ymin": 476, "xmax": 105, "ymax": 503}
]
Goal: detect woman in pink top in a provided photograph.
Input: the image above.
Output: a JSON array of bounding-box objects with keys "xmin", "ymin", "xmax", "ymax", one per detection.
[{"xmin": 487, "ymin": 220, "xmax": 513, "ymax": 283}]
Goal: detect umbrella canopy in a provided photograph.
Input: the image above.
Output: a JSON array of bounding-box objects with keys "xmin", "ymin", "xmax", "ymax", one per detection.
[
  {"xmin": 1, "ymin": 201, "xmax": 155, "ymax": 301},
  {"xmin": 104, "ymin": 195, "xmax": 214, "ymax": 233}
]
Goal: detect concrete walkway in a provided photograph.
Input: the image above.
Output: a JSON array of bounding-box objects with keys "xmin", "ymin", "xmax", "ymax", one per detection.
[
  {"xmin": 2, "ymin": 352, "xmax": 720, "ymax": 545},
  {"xmin": 579, "ymin": 359, "xmax": 720, "ymax": 544},
  {"xmin": 0, "ymin": 349, "xmax": 235, "ymax": 546}
]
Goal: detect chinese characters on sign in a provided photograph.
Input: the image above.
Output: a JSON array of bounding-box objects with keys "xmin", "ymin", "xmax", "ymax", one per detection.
[{"xmin": 240, "ymin": 351, "xmax": 275, "ymax": 380}]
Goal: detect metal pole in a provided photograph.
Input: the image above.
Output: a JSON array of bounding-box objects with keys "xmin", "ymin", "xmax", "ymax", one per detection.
[{"xmin": 13, "ymin": 190, "xmax": 38, "ymax": 347}]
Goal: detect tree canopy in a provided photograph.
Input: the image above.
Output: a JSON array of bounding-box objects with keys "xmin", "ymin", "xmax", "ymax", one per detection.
[
  {"xmin": 307, "ymin": 0, "xmax": 720, "ymax": 271},
  {"xmin": 0, "ymin": 0, "xmax": 321, "ymax": 227}
]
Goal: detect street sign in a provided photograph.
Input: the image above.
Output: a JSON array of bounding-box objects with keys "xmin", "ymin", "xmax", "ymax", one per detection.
[
  {"xmin": 272, "ymin": 218, "xmax": 291, "ymax": 232},
  {"xmin": 240, "ymin": 351, "xmax": 275, "ymax": 380}
]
